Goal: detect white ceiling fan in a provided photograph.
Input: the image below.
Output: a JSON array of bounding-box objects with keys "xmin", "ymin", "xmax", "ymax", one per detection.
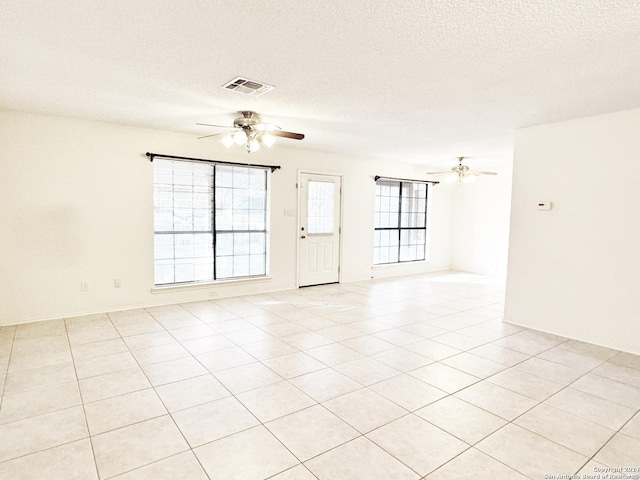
[
  {"xmin": 427, "ymin": 157, "xmax": 497, "ymax": 184},
  {"xmin": 196, "ymin": 111, "xmax": 305, "ymax": 153}
]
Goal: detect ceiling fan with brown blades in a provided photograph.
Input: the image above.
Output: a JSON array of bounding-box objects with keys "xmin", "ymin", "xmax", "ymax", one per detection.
[
  {"xmin": 196, "ymin": 111, "xmax": 305, "ymax": 153},
  {"xmin": 427, "ymin": 156, "xmax": 497, "ymax": 184}
]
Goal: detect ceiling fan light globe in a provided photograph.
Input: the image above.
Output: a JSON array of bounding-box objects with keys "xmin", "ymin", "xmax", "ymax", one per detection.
[
  {"xmin": 262, "ymin": 133, "xmax": 276, "ymax": 148},
  {"xmin": 249, "ymin": 138, "xmax": 260, "ymax": 152},
  {"xmin": 221, "ymin": 135, "xmax": 234, "ymax": 149},
  {"xmin": 233, "ymin": 131, "xmax": 246, "ymax": 145},
  {"xmin": 461, "ymin": 174, "xmax": 476, "ymax": 184}
]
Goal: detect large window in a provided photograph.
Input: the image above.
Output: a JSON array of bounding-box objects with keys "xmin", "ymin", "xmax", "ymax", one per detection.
[
  {"xmin": 373, "ymin": 179, "xmax": 428, "ymax": 264},
  {"xmin": 153, "ymin": 159, "xmax": 268, "ymax": 285}
]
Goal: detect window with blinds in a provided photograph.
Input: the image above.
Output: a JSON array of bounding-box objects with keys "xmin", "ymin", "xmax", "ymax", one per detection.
[
  {"xmin": 373, "ymin": 179, "xmax": 428, "ymax": 265},
  {"xmin": 153, "ymin": 159, "xmax": 268, "ymax": 285}
]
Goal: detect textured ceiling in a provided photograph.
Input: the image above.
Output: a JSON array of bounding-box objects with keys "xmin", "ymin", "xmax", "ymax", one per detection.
[{"xmin": 1, "ymin": 0, "xmax": 639, "ymax": 167}]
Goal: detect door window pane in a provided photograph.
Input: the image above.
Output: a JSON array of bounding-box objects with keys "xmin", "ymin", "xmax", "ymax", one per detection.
[{"xmin": 307, "ymin": 180, "xmax": 335, "ymax": 234}]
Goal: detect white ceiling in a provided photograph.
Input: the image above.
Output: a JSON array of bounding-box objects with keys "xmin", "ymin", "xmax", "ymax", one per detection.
[{"xmin": 2, "ymin": 1, "xmax": 639, "ymax": 168}]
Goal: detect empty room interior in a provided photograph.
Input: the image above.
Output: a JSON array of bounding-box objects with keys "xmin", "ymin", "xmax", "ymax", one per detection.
[{"xmin": 1, "ymin": 2, "xmax": 640, "ymax": 479}]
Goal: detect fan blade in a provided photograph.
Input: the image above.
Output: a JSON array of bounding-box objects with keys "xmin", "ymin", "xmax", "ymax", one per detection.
[
  {"xmin": 197, "ymin": 131, "xmax": 232, "ymax": 140},
  {"xmin": 472, "ymin": 171, "xmax": 498, "ymax": 175},
  {"xmin": 426, "ymin": 171, "xmax": 453, "ymax": 176},
  {"xmin": 196, "ymin": 122, "xmax": 233, "ymax": 129},
  {"xmin": 255, "ymin": 123, "xmax": 281, "ymax": 131},
  {"xmin": 270, "ymin": 130, "xmax": 305, "ymax": 140}
]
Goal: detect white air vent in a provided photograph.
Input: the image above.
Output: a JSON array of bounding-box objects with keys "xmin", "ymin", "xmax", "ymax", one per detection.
[{"xmin": 222, "ymin": 77, "xmax": 275, "ymax": 97}]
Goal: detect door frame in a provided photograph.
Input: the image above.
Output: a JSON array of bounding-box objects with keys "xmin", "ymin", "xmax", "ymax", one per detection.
[{"xmin": 296, "ymin": 169, "xmax": 344, "ymax": 288}]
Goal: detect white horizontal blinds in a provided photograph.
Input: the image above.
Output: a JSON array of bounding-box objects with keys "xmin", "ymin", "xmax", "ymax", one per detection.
[
  {"xmin": 307, "ymin": 180, "xmax": 335, "ymax": 234},
  {"xmin": 214, "ymin": 166, "xmax": 267, "ymax": 279},
  {"xmin": 153, "ymin": 160, "xmax": 268, "ymax": 285},
  {"xmin": 373, "ymin": 179, "xmax": 428, "ymax": 265},
  {"xmin": 154, "ymin": 160, "xmax": 214, "ymax": 285}
]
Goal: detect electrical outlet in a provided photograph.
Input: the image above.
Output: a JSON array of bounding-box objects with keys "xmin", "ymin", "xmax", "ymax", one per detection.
[
  {"xmin": 81, "ymin": 282, "xmax": 89, "ymax": 292},
  {"xmin": 114, "ymin": 279, "xmax": 121, "ymax": 288}
]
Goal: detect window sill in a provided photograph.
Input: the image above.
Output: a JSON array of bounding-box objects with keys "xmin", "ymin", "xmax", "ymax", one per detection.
[
  {"xmin": 151, "ymin": 275, "xmax": 272, "ymax": 294},
  {"xmin": 372, "ymin": 260, "xmax": 429, "ymax": 269}
]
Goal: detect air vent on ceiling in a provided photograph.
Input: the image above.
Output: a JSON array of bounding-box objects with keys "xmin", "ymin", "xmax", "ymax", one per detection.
[{"xmin": 222, "ymin": 77, "xmax": 275, "ymax": 97}]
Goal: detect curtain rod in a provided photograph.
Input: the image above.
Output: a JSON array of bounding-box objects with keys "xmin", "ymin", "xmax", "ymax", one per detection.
[
  {"xmin": 374, "ymin": 175, "xmax": 439, "ymax": 185},
  {"xmin": 146, "ymin": 152, "xmax": 281, "ymax": 172}
]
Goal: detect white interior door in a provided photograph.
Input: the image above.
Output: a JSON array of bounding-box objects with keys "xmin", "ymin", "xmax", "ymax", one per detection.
[{"xmin": 298, "ymin": 173, "xmax": 342, "ymax": 287}]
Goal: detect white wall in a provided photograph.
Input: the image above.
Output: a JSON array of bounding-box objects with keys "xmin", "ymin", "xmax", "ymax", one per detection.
[
  {"xmin": 505, "ymin": 108, "xmax": 640, "ymax": 355},
  {"xmin": 0, "ymin": 111, "xmax": 453, "ymax": 325},
  {"xmin": 451, "ymin": 158, "xmax": 512, "ymax": 277}
]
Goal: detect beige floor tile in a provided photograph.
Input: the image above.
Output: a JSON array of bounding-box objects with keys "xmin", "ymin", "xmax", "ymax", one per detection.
[
  {"xmin": 122, "ymin": 331, "xmax": 177, "ymax": 350},
  {"xmin": 241, "ymin": 338, "xmax": 300, "ymax": 360},
  {"xmin": 79, "ymin": 367, "xmax": 151, "ymax": 403},
  {"xmin": 111, "ymin": 451, "xmax": 208, "ymax": 480},
  {"xmin": 261, "ymin": 322, "xmax": 309, "ymax": 338},
  {"xmin": 224, "ymin": 327, "xmax": 276, "ymax": 345},
  {"xmin": 441, "ymin": 352, "xmax": 506, "ymax": 378},
  {"xmin": 425, "ymin": 447, "xmax": 529, "ymax": 480},
  {"xmin": 431, "ymin": 332, "xmax": 486, "ymax": 350},
  {"xmin": 131, "ymin": 343, "xmax": 190, "ymax": 366},
  {"xmin": 537, "ymin": 346, "xmax": 606, "ymax": 372},
  {"xmin": 455, "ymin": 381, "xmax": 537, "ymax": 420},
  {"xmin": 171, "ymin": 396, "xmax": 258, "ymax": 447},
  {"xmin": 167, "ymin": 324, "xmax": 216, "ymax": 341},
  {"xmin": 194, "ymin": 426, "xmax": 298, "ymax": 479},
  {"xmin": 409, "ymin": 363, "xmax": 480, "ymax": 393},
  {"xmin": 92, "ymin": 415, "xmax": 189, "ymax": 479},
  {"xmin": 415, "ymin": 396, "xmax": 506, "ymax": 444},
  {"xmin": 401, "ymin": 323, "xmax": 449, "ymax": 339},
  {"xmin": 494, "ymin": 333, "xmax": 560, "ymax": 356},
  {"xmin": 8, "ymin": 344, "xmax": 72, "ymax": 373},
  {"xmin": 571, "ymin": 373, "xmax": 640, "ymax": 409},
  {"xmin": 609, "ymin": 351, "xmax": 640, "ymax": 371},
  {"xmin": 591, "ymin": 361, "xmax": 640, "ymax": 388},
  {"xmin": 0, "ymin": 406, "xmax": 88, "ymax": 462},
  {"xmin": 323, "ymin": 388, "xmax": 408, "ymax": 433},
  {"xmin": 340, "ymin": 335, "xmax": 396, "ymax": 355},
  {"xmin": 545, "ymin": 387, "xmax": 636, "ymax": 430},
  {"xmin": 213, "ymin": 362, "xmax": 283, "ymax": 394},
  {"xmin": 269, "ymin": 464, "xmax": 317, "ymax": 479},
  {"xmin": 181, "ymin": 334, "xmax": 235, "ymax": 355},
  {"xmin": 371, "ymin": 347, "xmax": 433, "ymax": 372},
  {"xmin": 236, "ymin": 381, "xmax": 316, "ymax": 422},
  {"xmin": 594, "ymin": 433, "xmax": 640, "ymax": 468},
  {"xmin": 514, "ymin": 357, "xmax": 584, "ymax": 385},
  {"xmin": 305, "ymin": 436, "xmax": 420, "ymax": 480},
  {"xmin": 289, "ymin": 368, "xmax": 362, "ymax": 402},
  {"xmin": 0, "ymin": 381, "xmax": 81, "ymax": 424},
  {"xmin": 196, "ymin": 346, "xmax": 256, "ymax": 372},
  {"xmin": 15, "ymin": 319, "xmax": 67, "ymax": 340},
  {"xmin": 84, "ymin": 388, "xmax": 167, "ymax": 435},
  {"xmin": 263, "ymin": 352, "xmax": 327, "ymax": 379},
  {"xmin": 515, "ymin": 404, "xmax": 615, "ymax": 457},
  {"xmin": 403, "ymin": 339, "xmax": 461, "ymax": 361},
  {"xmin": 141, "ymin": 356, "xmax": 208, "ymax": 386},
  {"xmin": 369, "ymin": 373, "xmax": 447, "ymax": 411},
  {"xmin": 3, "ymin": 361, "xmax": 76, "ymax": 394},
  {"xmin": 488, "ymin": 367, "xmax": 564, "ymax": 401},
  {"xmin": 0, "ymin": 439, "xmax": 97, "ymax": 480},
  {"xmin": 367, "ymin": 414, "xmax": 468, "ymax": 476},
  {"xmin": 75, "ymin": 351, "xmax": 139, "ymax": 379},
  {"xmin": 467, "ymin": 343, "xmax": 530, "ymax": 366},
  {"xmin": 306, "ymin": 343, "xmax": 363, "ymax": 366},
  {"xmin": 154, "ymin": 374, "xmax": 230, "ymax": 412},
  {"xmin": 334, "ymin": 357, "xmax": 400, "ymax": 386},
  {"xmin": 266, "ymin": 405, "xmax": 359, "ymax": 461},
  {"xmin": 71, "ymin": 338, "xmax": 128, "ymax": 360},
  {"xmin": 374, "ymin": 328, "xmax": 424, "ymax": 346},
  {"xmin": 282, "ymin": 331, "xmax": 334, "ymax": 350},
  {"xmin": 620, "ymin": 412, "xmax": 640, "ymax": 441},
  {"xmin": 476, "ymin": 424, "xmax": 587, "ymax": 479},
  {"xmin": 576, "ymin": 460, "xmax": 610, "ymax": 475}
]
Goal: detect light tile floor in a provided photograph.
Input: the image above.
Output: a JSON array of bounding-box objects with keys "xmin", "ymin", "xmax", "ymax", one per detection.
[{"xmin": 1, "ymin": 272, "xmax": 639, "ymax": 479}]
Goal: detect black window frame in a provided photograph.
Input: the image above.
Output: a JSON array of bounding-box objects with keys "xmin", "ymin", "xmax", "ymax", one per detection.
[{"xmin": 373, "ymin": 179, "xmax": 429, "ymax": 265}]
